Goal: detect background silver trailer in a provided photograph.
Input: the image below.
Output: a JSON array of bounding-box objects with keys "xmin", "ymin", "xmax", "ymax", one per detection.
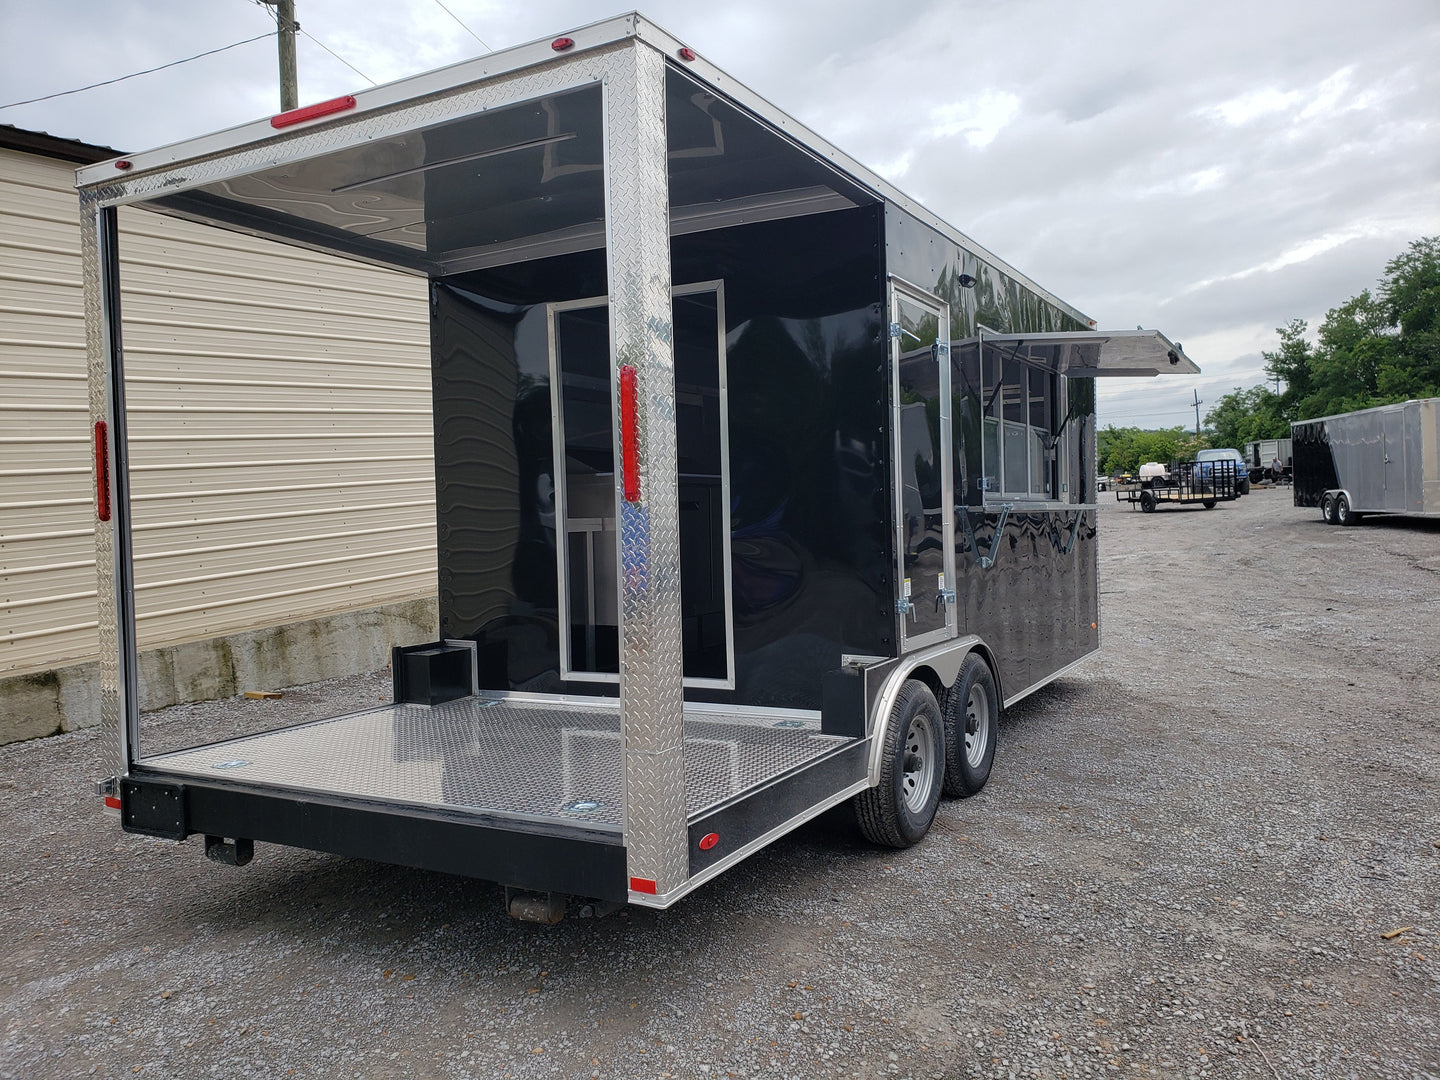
[
  {"xmin": 1293, "ymin": 398, "xmax": 1440, "ymax": 525},
  {"xmin": 1243, "ymin": 437, "xmax": 1292, "ymax": 481}
]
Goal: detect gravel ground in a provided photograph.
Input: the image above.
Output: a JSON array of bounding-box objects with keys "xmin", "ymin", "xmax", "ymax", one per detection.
[{"xmin": 2, "ymin": 486, "xmax": 1438, "ymax": 1080}]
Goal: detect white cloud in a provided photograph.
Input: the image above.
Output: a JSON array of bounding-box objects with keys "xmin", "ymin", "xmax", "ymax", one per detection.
[{"xmin": 929, "ymin": 91, "xmax": 1021, "ymax": 148}]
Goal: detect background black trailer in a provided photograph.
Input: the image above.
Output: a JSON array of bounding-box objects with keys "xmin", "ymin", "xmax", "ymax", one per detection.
[
  {"xmin": 1293, "ymin": 398, "xmax": 1440, "ymax": 525},
  {"xmin": 79, "ymin": 13, "xmax": 1198, "ymax": 914}
]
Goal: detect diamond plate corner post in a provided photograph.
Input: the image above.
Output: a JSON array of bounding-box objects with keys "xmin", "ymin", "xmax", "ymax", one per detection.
[
  {"xmin": 604, "ymin": 43, "xmax": 687, "ymax": 897},
  {"xmin": 79, "ymin": 193, "xmax": 124, "ymax": 784}
]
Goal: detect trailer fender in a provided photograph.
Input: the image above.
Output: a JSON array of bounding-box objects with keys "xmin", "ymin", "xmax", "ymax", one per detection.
[{"xmin": 865, "ymin": 636, "xmax": 999, "ymax": 787}]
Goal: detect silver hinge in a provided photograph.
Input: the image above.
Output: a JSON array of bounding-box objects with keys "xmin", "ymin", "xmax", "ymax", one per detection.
[
  {"xmin": 895, "ymin": 596, "xmax": 915, "ymax": 616},
  {"xmin": 888, "ymin": 321, "xmax": 902, "ymax": 340},
  {"xmin": 940, "ymin": 589, "xmax": 956, "ymax": 604}
]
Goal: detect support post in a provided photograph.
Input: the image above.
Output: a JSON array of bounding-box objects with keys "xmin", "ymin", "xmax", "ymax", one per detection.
[
  {"xmin": 262, "ymin": 0, "xmax": 299, "ymax": 112},
  {"xmin": 603, "ymin": 43, "xmax": 686, "ymax": 900}
]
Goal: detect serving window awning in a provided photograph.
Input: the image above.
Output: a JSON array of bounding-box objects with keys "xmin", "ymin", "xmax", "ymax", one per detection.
[{"xmin": 967, "ymin": 328, "xmax": 1200, "ymax": 377}]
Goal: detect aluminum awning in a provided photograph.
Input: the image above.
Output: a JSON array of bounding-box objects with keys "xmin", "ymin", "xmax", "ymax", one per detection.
[{"xmin": 970, "ymin": 328, "xmax": 1200, "ymax": 377}]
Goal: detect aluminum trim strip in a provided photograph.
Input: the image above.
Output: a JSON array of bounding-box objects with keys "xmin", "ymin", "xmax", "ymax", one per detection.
[{"xmin": 628, "ymin": 777, "xmax": 872, "ymax": 909}]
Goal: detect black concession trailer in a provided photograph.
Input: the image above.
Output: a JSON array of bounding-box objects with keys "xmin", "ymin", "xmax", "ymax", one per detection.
[
  {"xmin": 1294, "ymin": 398, "xmax": 1440, "ymax": 525},
  {"xmin": 79, "ymin": 13, "xmax": 1199, "ymax": 916}
]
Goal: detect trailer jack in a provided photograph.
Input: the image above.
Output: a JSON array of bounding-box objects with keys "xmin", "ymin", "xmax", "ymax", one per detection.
[{"xmin": 204, "ymin": 835, "xmax": 254, "ymax": 867}]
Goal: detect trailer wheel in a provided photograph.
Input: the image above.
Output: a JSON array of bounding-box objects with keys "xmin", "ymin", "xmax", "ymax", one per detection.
[
  {"xmin": 1335, "ymin": 493, "xmax": 1362, "ymax": 526},
  {"xmin": 1202, "ymin": 498, "xmax": 1216, "ymax": 510},
  {"xmin": 855, "ymin": 679, "xmax": 944, "ymax": 848},
  {"xmin": 942, "ymin": 654, "xmax": 999, "ymax": 798},
  {"xmin": 1322, "ymin": 493, "xmax": 1339, "ymax": 524},
  {"xmin": 1139, "ymin": 490, "xmax": 1157, "ymax": 513}
]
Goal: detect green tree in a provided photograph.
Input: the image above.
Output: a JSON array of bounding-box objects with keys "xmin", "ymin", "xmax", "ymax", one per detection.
[
  {"xmin": 1262, "ymin": 318, "xmax": 1314, "ymax": 420},
  {"xmin": 1205, "ymin": 385, "xmax": 1286, "ymax": 446},
  {"xmin": 1097, "ymin": 425, "xmax": 1192, "ymax": 474},
  {"xmin": 1375, "ymin": 236, "xmax": 1440, "ymax": 399}
]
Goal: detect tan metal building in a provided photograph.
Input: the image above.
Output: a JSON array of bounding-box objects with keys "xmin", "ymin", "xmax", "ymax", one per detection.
[{"xmin": 0, "ymin": 127, "xmax": 438, "ymax": 743}]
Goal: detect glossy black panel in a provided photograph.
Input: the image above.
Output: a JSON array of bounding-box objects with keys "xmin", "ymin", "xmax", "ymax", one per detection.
[
  {"xmin": 1292, "ymin": 419, "xmax": 1339, "ymax": 508},
  {"xmin": 900, "ymin": 201, "xmax": 1099, "ymax": 700},
  {"xmin": 432, "ymin": 207, "xmax": 891, "ymax": 707},
  {"xmin": 883, "ymin": 205, "xmax": 1090, "ymax": 341}
]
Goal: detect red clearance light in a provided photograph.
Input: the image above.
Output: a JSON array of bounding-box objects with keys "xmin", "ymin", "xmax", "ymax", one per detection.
[
  {"xmin": 113, "ymin": 159, "xmax": 132, "ymax": 170},
  {"xmin": 677, "ymin": 47, "xmax": 696, "ymax": 62},
  {"xmin": 104, "ymin": 796, "xmax": 121, "ymax": 810},
  {"xmin": 93, "ymin": 420, "xmax": 111, "ymax": 522},
  {"xmin": 629, "ymin": 876, "xmax": 657, "ymax": 895},
  {"xmin": 619, "ymin": 364, "xmax": 640, "ymax": 502},
  {"xmin": 551, "ymin": 37, "xmax": 574, "ymax": 51},
  {"xmin": 698, "ymin": 832, "xmax": 719, "ymax": 851},
  {"xmin": 271, "ymin": 94, "xmax": 357, "ymax": 129}
]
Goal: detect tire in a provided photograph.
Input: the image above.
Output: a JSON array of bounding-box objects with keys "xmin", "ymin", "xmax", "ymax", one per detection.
[
  {"xmin": 1202, "ymin": 498, "xmax": 1216, "ymax": 510},
  {"xmin": 1238, "ymin": 479, "xmax": 1250, "ymax": 496},
  {"xmin": 942, "ymin": 654, "xmax": 999, "ymax": 798},
  {"xmin": 1140, "ymin": 490, "xmax": 1157, "ymax": 513},
  {"xmin": 1336, "ymin": 493, "xmax": 1362, "ymax": 526},
  {"xmin": 855, "ymin": 679, "xmax": 944, "ymax": 848},
  {"xmin": 1321, "ymin": 493, "xmax": 1338, "ymax": 524}
]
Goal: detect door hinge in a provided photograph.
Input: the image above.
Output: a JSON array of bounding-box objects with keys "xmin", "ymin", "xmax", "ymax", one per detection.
[{"xmin": 888, "ymin": 321, "xmax": 902, "ymax": 340}]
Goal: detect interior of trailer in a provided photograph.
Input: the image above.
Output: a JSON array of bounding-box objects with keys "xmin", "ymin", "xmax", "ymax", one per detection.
[{"xmin": 125, "ymin": 64, "xmax": 882, "ymax": 830}]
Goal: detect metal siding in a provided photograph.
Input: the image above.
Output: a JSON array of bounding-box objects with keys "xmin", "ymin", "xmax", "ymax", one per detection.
[
  {"xmin": 2, "ymin": 148, "xmax": 437, "ymax": 677},
  {"xmin": 1, "ymin": 150, "xmax": 97, "ymax": 672}
]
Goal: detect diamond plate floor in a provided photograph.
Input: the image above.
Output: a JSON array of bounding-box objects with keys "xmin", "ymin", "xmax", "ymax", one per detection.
[{"xmin": 143, "ymin": 698, "xmax": 850, "ymax": 829}]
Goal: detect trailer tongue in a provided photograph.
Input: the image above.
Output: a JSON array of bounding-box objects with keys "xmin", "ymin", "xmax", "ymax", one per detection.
[{"xmin": 80, "ymin": 13, "xmax": 1198, "ymax": 915}]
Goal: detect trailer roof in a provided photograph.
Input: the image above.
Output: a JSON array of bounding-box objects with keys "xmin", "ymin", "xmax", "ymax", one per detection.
[{"xmin": 75, "ymin": 12, "xmax": 1091, "ymax": 327}]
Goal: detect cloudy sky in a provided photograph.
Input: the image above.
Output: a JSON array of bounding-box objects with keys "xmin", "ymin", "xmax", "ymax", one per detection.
[{"xmin": 3, "ymin": 0, "xmax": 1438, "ymax": 430}]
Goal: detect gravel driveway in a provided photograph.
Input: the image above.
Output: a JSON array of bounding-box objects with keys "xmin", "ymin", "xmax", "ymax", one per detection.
[{"xmin": 3, "ymin": 487, "xmax": 1437, "ymax": 1080}]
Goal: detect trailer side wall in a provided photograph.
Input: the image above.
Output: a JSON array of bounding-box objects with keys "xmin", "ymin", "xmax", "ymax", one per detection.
[{"xmin": 883, "ymin": 205, "xmax": 1099, "ymax": 698}]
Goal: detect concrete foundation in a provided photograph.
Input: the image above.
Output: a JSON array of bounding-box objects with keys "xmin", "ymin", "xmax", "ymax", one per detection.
[{"xmin": 0, "ymin": 596, "xmax": 438, "ymax": 746}]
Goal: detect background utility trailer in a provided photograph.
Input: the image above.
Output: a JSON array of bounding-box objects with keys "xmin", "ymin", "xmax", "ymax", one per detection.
[
  {"xmin": 79, "ymin": 13, "xmax": 1197, "ymax": 916},
  {"xmin": 1294, "ymin": 398, "xmax": 1440, "ymax": 525},
  {"xmin": 1113, "ymin": 460, "xmax": 1239, "ymax": 513}
]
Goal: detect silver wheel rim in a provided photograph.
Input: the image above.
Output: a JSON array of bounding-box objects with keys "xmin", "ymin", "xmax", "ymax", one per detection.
[
  {"xmin": 901, "ymin": 712, "xmax": 937, "ymax": 813},
  {"xmin": 964, "ymin": 684, "xmax": 991, "ymax": 769}
]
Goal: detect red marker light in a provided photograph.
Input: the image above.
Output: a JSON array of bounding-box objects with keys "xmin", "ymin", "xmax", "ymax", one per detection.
[
  {"xmin": 619, "ymin": 364, "xmax": 640, "ymax": 502},
  {"xmin": 551, "ymin": 37, "xmax": 574, "ymax": 51},
  {"xmin": 698, "ymin": 832, "xmax": 719, "ymax": 851},
  {"xmin": 104, "ymin": 796, "xmax": 121, "ymax": 810},
  {"xmin": 113, "ymin": 159, "xmax": 132, "ymax": 170},
  {"xmin": 94, "ymin": 421, "xmax": 111, "ymax": 522},
  {"xmin": 271, "ymin": 94, "xmax": 357, "ymax": 129},
  {"xmin": 677, "ymin": 47, "xmax": 696, "ymax": 61},
  {"xmin": 629, "ymin": 876, "xmax": 657, "ymax": 895}
]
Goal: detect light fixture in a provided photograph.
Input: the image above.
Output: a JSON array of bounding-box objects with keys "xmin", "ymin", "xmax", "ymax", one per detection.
[{"xmin": 957, "ymin": 273, "xmax": 976, "ymax": 288}]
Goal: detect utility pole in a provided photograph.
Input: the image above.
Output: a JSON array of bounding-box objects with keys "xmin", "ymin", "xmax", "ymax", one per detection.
[
  {"xmin": 260, "ymin": 0, "xmax": 298, "ymax": 111},
  {"xmin": 1191, "ymin": 388, "xmax": 1203, "ymax": 437}
]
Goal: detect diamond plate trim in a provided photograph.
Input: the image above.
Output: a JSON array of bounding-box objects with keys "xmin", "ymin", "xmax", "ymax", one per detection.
[
  {"xmin": 79, "ymin": 194, "xmax": 123, "ymax": 784},
  {"xmin": 604, "ymin": 44, "xmax": 687, "ymax": 893}
]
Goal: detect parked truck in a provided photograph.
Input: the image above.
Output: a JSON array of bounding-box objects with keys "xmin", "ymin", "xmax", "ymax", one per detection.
[
  {"xmin": 79, "ymin": 13, "xmax": 1198, "ymax": 917},
  {"xmin": 1293, "ymin": 399, "xmax": 1440, "ymax": 525}
]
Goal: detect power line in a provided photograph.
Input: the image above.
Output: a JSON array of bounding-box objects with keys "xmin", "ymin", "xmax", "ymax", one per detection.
[
  {"xmin": 243, "ymin": 0, "xmax": 376, "ymax": 88},
  {"xmin": 431, "ymin": 0, "xmax": 492, "ymax": 50},
  {"xmin": 301, "ymin": 28, "xmax": 377, "ymax": 85},
  {"xmin": 0, "ymin": 32, "xmax": 277, "ymax": 111}
]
